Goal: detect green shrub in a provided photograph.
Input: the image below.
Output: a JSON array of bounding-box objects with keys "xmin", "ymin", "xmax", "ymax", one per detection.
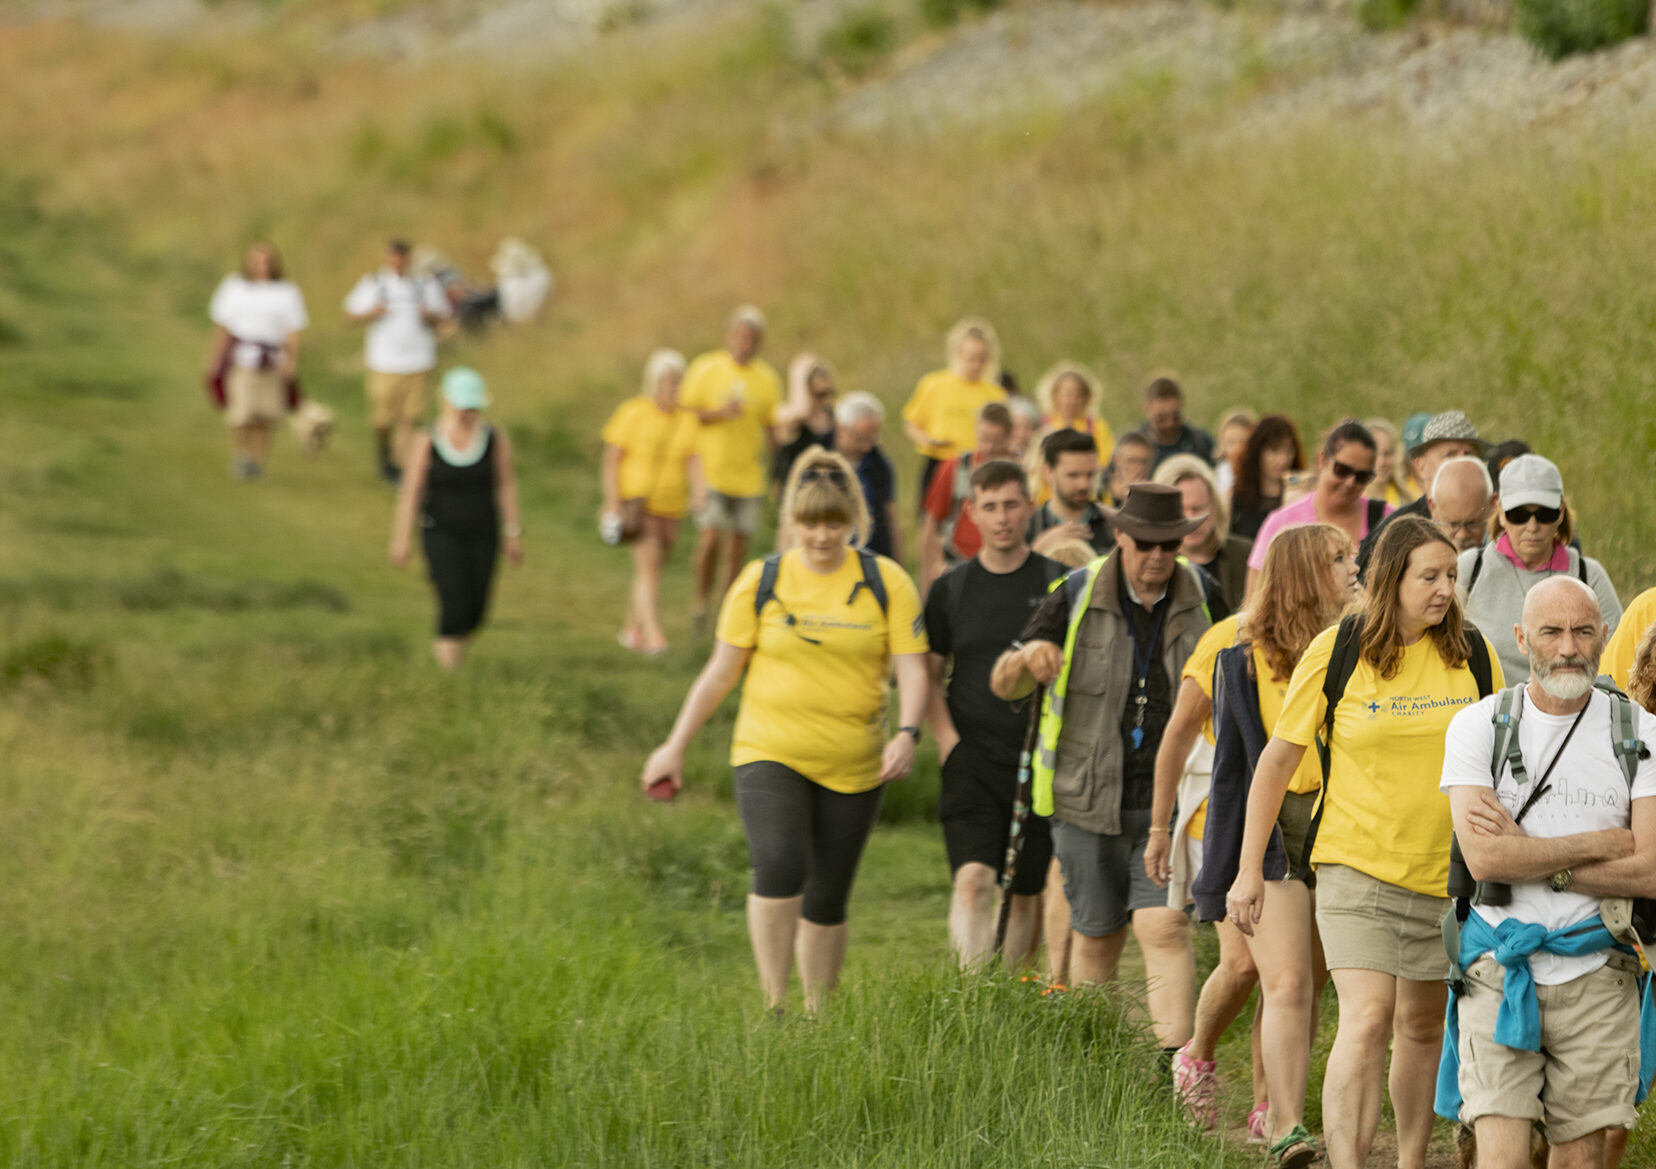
[
  {"xmin": 819, "ymin": 5, "xmax": 899, "ymax": 78},
  {"xmin": 1358, "ymin": 0, "xmax": 1420, "ymax": 31},
  {"xmin": 0, "ymin": 633, "xmax": 106, "ymax": 692},
  {"xmin": 1515, "ymin": 0, "xmax": 1649, "ymax": 60},
  {"xmin": 919, "ymin": 0, "xmax": 1002, "ymax": 30}
]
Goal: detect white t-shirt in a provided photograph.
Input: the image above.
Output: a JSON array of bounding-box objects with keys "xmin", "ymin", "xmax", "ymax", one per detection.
[
  {"xmin": 342, "ymin": 269, "xmax": 450, "ymax": 374},
  {"xmin": 1440, "ymin": 688, "xmax": 1656, "ymax": 984},
  {"xmin": 209, "ymin": 276, "xmax": 309, "ymax": 369}
]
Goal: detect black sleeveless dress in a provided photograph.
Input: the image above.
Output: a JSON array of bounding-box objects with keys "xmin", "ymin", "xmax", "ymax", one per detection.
[{"xmin": 421, "ymin": 427, "xmax": 499, "ymax": 637}]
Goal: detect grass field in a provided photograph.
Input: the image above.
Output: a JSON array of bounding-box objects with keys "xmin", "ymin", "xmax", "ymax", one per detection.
[{"xmin": 3, "ymin": 3, "xmax": 1656, "ymax": 1165}]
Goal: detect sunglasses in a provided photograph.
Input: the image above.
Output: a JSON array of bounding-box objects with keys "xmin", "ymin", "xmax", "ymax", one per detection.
[
  {"xmin": 1328, "ymin": 460, "xmax": 1377, "ymax": 488},
  {"xmin": 1130, "ymin": 536, "xmax": 1183, "ymax": 554},
  {"xmin": 800, "ymin": 467, "xmax": 850, "ymax": 489},
  {"xmin": 1504, "ymin": 504, "xmax": 1561, "ymax": 527}
]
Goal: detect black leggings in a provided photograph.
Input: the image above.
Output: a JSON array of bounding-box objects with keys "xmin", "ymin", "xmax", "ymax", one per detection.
[
  {"xmin": 733, "ymin": 761, "xmax": 885, "ymax": 926},
  {"xmin": 423, "ymin": 528, "xmax": 499, "ymax": 637}
]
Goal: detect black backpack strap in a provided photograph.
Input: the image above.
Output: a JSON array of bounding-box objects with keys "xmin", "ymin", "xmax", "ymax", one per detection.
[
  {"xmin": 1464, "ymin": 624, "xmax": 1494, "ymax": 699},
  {"xmin": 1303, "ymin": 614, "xmax": 1363, "ymax": 874},
  {"xmin": 754, "ymin": 553, "xmax": 784, "ymax": 618},
  {"xmin": 1466, "ymin": 544, "xmax": 1487, "ymax": 594},
  {"xmin": 1366, "ymin": 497, "xmax": 1386, "ymax": 532},
  {"xmin": 1575, "ymin": 548, "xmax": 1589, "ymax": 585},
  {"xmin": 845, "ymin": 547, "xmax": 888, "ymax": 614}
]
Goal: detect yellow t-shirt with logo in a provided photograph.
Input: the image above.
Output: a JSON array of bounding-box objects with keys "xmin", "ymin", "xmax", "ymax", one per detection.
[
  {"xmin": 717, "ymin": 550, "xmax": 929, "ymax": 793},
  {"xmin": 1603, "ymin": 585, "xmax": 1656, "ymax": 694},
  {"xmin": 901, "ymin": 370, "xmax": 1008, "ymax": 460},
  {"xmin": 600, "ymin": 396, "xmax": 700, "ymax": 519},
  {"xmin": 1272, "ymin": 625, "xmax": 1504, "ymax": 896},
  {"xmin": 678, "ymin": 350, "xmax": 782, "ymax": 498}
]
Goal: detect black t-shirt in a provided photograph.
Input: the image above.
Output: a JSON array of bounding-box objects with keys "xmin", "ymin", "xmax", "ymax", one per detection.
[
  {"xmin": 1017, "ymin": 557, "xmax": 1173, "ymax": 811},
  {"xmin": 926, "ymin": 553, "xmax": 1063, "ymax": 776}
]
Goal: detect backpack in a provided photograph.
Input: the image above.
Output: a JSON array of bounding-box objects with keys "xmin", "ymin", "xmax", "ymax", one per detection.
[
  {"xmin": 1465, "ymin": 541, "xmax": 1589, "ymax": 594},
  {"xmin": 754, "ymin": 548, "xmax": 888, "ymax": 632},
  {"xmin": 1300, "ymin": 613, "xmax": 1495, "ymax": 875}
]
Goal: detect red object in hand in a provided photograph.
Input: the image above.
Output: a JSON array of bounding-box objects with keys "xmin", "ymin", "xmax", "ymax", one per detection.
[{"xmin": 646, "ymin": 778, "xmax": 676, "ymax": 802}]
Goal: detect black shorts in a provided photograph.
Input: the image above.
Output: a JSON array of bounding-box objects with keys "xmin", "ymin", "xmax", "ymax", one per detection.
[{"xmin": 939, "ymin": 748, "xmax": 1052, "ymax": 897}]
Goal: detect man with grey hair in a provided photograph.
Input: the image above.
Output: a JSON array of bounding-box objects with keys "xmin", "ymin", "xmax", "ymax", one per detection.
[
  {"xmin": 1437, "ymin": 576, "xmax": 1656, "ymax": 1169},
  {"xmin": 1358, "ymin": 409, "xmax": 1487, "ymax": 577},
  {"xmin": 1429, "ymin": 456, "xmax": 1495, "ymax": 553},
  {"xmin": 834, "ymin": 392, "xmax": 901, "ymax": 562}
]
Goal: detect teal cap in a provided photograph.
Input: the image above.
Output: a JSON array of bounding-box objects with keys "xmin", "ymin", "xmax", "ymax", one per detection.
[{"xmin": 441, "ymin": 366, "xmax": 490, "ymax": 410}]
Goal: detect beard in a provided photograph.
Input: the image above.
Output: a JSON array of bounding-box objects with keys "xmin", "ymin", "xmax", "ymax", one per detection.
[{"xmin": 1531, "ymin": 653, "xmax": 1597, "ymax": 701}]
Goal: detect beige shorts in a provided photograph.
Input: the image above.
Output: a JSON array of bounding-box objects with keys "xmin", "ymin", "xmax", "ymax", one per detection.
[
  {"xmin": 366, "ymin": 369, "xmax": 429, "ymax": 430},
  {"xmin": 1455, "ymin": 951, "xmax": 1641, "ymax": 1143},
  {"xmin": 225, "ymin": 366, "xmax": 286, "ymax": 427},
  {"xmin": 696, "ymin": 490, "xmax": 762, "ymax": 535},
  {"xmin": 1314, "ymin": 863, "xmax": 1450, "ymax": 981}
]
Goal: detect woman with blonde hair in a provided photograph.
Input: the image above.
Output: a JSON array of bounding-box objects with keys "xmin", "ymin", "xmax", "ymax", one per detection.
[
  {"xmin": 771, "ymin": 353, "xmax": 837, "ymax": 493},
  {"xmin": 1034, "ymin": 362, "xmax": 1115, "ymax": 463},
  {"xmin": 600, "ymin": 348, "xmax": 701, "ymax": 656},
  {"xmin": 1363, "ymin": 418, "xmax": 1416, "ymax": 507},
  {"xmin": 642, "ymin": 447, "xmax": 930, "ymax": 1015},
  {"xmin": 1147, "ymin": 525, "xmax": 1358, "ymax": 1157},
  {"xmin": 902, "ymin": 317, "xmax": 1007, "ymax": 508},
  {"xmin": 1154, "ymin": 454, "xmax": 1251, "ymax": 614},
  {"xmin": 1229, "ymin": 516, "xmax": 1502, "ymax": 1169}
]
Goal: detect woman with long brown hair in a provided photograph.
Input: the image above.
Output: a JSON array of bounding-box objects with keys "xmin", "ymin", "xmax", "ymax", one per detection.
[
  {"xmin": 1148, "ymin": 524, "xmax": 1359, "ymax": 1153},
  {"xmin": 1229, "ymin": 516, "xmax": 1502, "ymax": 1169},
  {"xmin": 1228, "ymin": 414, "xmax": 1305, "ymax": 541}
]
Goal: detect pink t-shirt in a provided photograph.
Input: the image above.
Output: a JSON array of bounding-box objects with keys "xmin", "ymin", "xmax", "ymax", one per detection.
[{"xmin": 1247, "ymin": 494, "xmax": 1393, "ymax": 570}]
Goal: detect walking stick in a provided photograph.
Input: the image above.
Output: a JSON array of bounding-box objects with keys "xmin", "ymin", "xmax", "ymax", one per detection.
[{"xmin": 994, "ymin": 687, "xmax": 1045, "ymax": 957}]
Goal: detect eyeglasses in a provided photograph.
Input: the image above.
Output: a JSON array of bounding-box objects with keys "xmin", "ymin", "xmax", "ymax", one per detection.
[
  {"xmin": 1328, "ymin": 460, "xmax": 1377, "ymax": 488},
  {"xmin": 1504, "ymin": 504, "xmax": 1561, "ymax": 527},
  {"xmin": 800, "ymin": 467, "xmax": 850, "ymax": 489},
  {"xmin": 1439, "ymin": 519, "xmax": 1487, "ymax": 535},
  {"xmin": 1130, "ymin": 536, "xmax": 1183, "ymax": 554}
]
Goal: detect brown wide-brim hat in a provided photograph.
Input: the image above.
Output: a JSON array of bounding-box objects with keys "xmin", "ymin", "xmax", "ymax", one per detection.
[{"xmin": 1101, "ymin": 482, "xmax": 1206, "ymax": 543}]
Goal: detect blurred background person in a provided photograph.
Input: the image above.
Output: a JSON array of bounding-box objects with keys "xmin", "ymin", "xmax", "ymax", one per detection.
[
  {"xmin": 1154, "ymin": 454, "xmax": 1250, "ymax": 615},
  {"xmin": 772, "ymin": 354, "xmax": 836, "ymax": 495},
  {"xmin": 344, "ymin": 237, "xmax": 450, "ymax": 486},
  {"xmin": 902, "ymin": 317, "xmax": 1006, "ymax": 510},
  {"xmin": 1029, "ymin": 428, "xmax": 1111, "ymax": 557},
  {"xmin": 1035, "ymin": 361, "xmax": 1115, "ymax": 463},
  {"xmin": 389, "ymin": 367, "xmax": 523, "ymax": 671},
  {"xmin": 640, "ymin": 449, "xmax": 928, "ymax": 1016},
  {"xmin": 1228, "ymin": 414, "xmax": 1305, "ymax": 542},
  {"xmin": 1458, "ymin": 453, "xmax": 1621, "ymax": 683},
  {"xmin": 1362, "ymin": 418, "xmax": 1416, "ymax": 508},
  {"xmin": 1135, "ymin": 374, "xmax": 1215, "ymax": 468},
  {"xmin": 832, "ymin": 392, "xmax": 901, "ymax": 563},
  {"xmin": 1357, "ymin": 410, "xmax": 1486, "ymax": 577},
  {"xmin": 600, "ymin": 348, "xmax": 700, "ymax": 657},
  {"xmin": 1104, "ymin": 431, "xmax": 1155, "ymax": 507},
  {"xmin": 204, "ymin": 241, "xmax": 307, "ymax": 482},
  {"xmin": 1213, "ymin": 407, "xmax": 1257, "ymax": 496},
  {"xmin": 918, "ymin": 402, "xmax": 1014, "ymax": 595}
]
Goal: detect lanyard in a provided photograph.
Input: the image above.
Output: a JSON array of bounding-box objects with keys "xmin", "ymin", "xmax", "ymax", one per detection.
[
  {"xmin": 1125, "ymin": 599, "xmax": 1168, "ymax": 750},
  {"xmin": 1511, "ymin": 693, "xmax": 1589, "ymax": 825}
]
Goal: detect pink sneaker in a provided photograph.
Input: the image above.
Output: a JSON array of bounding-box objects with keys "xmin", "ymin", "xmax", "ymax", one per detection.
[
  {"xmin": 1171, "ymin": 1041, "xmax": 1219, "ymax": 1131},
  {"xmin": 1247, "ymin": 1100, "xmax": 1270, "ymax": 1143}
]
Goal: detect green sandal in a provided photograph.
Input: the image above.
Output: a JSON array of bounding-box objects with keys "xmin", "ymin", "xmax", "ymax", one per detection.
[{"xmin": 1267, "ymin": 1124, "xmax": 1317, "ymax": 1169}]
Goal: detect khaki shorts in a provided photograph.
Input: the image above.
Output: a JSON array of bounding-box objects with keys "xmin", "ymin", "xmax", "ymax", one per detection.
[
  {"xmin": 225, "ymin": 366, "xmax": 285, "ymax": 427},
  {"xmin": 366, "ymin": 369, "xmax": 430, "ymax": 430},
  {"xmin": 1314, "ymin": 863, "xmax": 1450, "ymax": 981},
  {"xmin": 1455, "ymin": 951, "xmax": 1641, "ymax": 1143},
  {"xmin": 697, "ymin": 490, "xmax": 762, "ymax": 535}
]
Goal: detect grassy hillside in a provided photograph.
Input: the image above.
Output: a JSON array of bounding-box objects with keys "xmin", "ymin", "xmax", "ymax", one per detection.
[{"xmin": 3, "ymin": 3, "xmax": 1656, "ymax": 1165}]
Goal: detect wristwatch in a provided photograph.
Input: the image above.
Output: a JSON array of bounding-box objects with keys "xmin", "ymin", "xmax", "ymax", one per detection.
[
  {"xmin": 900, "ymin": 725, "xmax": 922, "ymax": 744},
  {"xmin": 1548, "ymin": 869, "xmax": 1573, "ymax": 893}
]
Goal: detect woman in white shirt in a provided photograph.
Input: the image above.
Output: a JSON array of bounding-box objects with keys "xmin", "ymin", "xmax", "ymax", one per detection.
[{"xmin": 204, "ymin": 242, "xmax": 309, "ymax": 480}]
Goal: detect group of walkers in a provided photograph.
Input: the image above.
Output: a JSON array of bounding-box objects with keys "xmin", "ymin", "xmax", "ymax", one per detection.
[{"xmin": 625, "ymin": 307, "xmax": 1656, "ymax": 1169}]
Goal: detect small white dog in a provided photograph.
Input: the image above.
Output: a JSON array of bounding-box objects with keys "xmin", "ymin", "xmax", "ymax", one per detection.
[{"xmin": 291, "ymin": 400, "xmax": 336, "ymax": 453}]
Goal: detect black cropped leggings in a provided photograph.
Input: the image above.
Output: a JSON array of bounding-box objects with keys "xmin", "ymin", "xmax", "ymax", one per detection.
[
  {"xmin": 732, "ymin": 761, "xmax": 885, "ymax": 926},
  {"xmin": 423, "ymin": 528, "xmax": 498, "ymax": 637}
]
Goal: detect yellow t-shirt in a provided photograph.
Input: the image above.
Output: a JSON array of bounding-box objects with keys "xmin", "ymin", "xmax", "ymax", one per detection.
[
  {"xmin": 901, "ymin": 370, "xmax": 1008, "ymax": 460},
  {"xmin": 1603, "ymin": 586, "xmax": 1656, "ymax": 694},
  {"xmin": 1273, "ymin": 625, "xmax": 1504, "ymax": 896},
  {"xmin": 678, "ymin": 350, "xmax": 782, "ymax": 498},
  {"xmin": 716, "ymin": 550, "xmax": 929, "ymax": 794},
  {"xmin": 600, "ymin": 396, "xmax": 700, "ymax": 519}
]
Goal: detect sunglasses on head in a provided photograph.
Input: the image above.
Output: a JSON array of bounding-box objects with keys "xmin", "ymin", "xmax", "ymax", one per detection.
[
  {"xmin": 1504, "ymin": 504, "xmax": 1561, "ymax": 527},
  {"xmin": 1130, "ymin": 536, "xmax": 1183, "ymax": 554},
  {"xmin": 800, "ymin": 467, "xmax": 850, "ymax": 489},
  {"xmin": 1329, "ymin": 460, "xmax": 1376, "ymax": 488}
]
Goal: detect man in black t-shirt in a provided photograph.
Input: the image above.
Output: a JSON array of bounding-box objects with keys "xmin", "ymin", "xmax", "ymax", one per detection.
[{"xmin": 924, "ymin": 459, "xmax": 1065, "ymax": 969}]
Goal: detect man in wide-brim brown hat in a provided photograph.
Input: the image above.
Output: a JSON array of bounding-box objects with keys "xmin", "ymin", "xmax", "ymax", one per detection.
[{"xmin": 992, "ymin": 482, "xmax": 1213, "ymax": 1062}]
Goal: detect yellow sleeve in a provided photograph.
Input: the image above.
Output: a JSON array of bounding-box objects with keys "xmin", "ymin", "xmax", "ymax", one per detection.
[
  {"xmin": 715, "ymin": 560, "xmax": 767, "ymax": 649},
  {"xmin": 1603, "ymin": 588, "xmax": 1656, "ymax": 691},
  {"xmin": 1093, "ymin": 417, "xmax": 1116, "ymax": 467},
  {"xmin": 879, "ymin": 560, "xmax": 929, "ymax": 655},
  {"xmin": 1182, "ymin": 615, "xmax": 1240, "ymax": 698},
  {"xmin": 755, "ymin": 363, "xmax": 783, "ymax": 426},
  {"xmin": 901, "ymin": 373, "xmax": 937, "ymax": 426},
  {"xmin": 600, "ymin": 399, "xmax": 638, "ymax": 449},
  {"xmin": 1273, "ymin": 625, "xmax": 1339, "ymax": 746},
  {"xmin": 678, "ymin": 355, "xmax": 718, "ymax": 412}
]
